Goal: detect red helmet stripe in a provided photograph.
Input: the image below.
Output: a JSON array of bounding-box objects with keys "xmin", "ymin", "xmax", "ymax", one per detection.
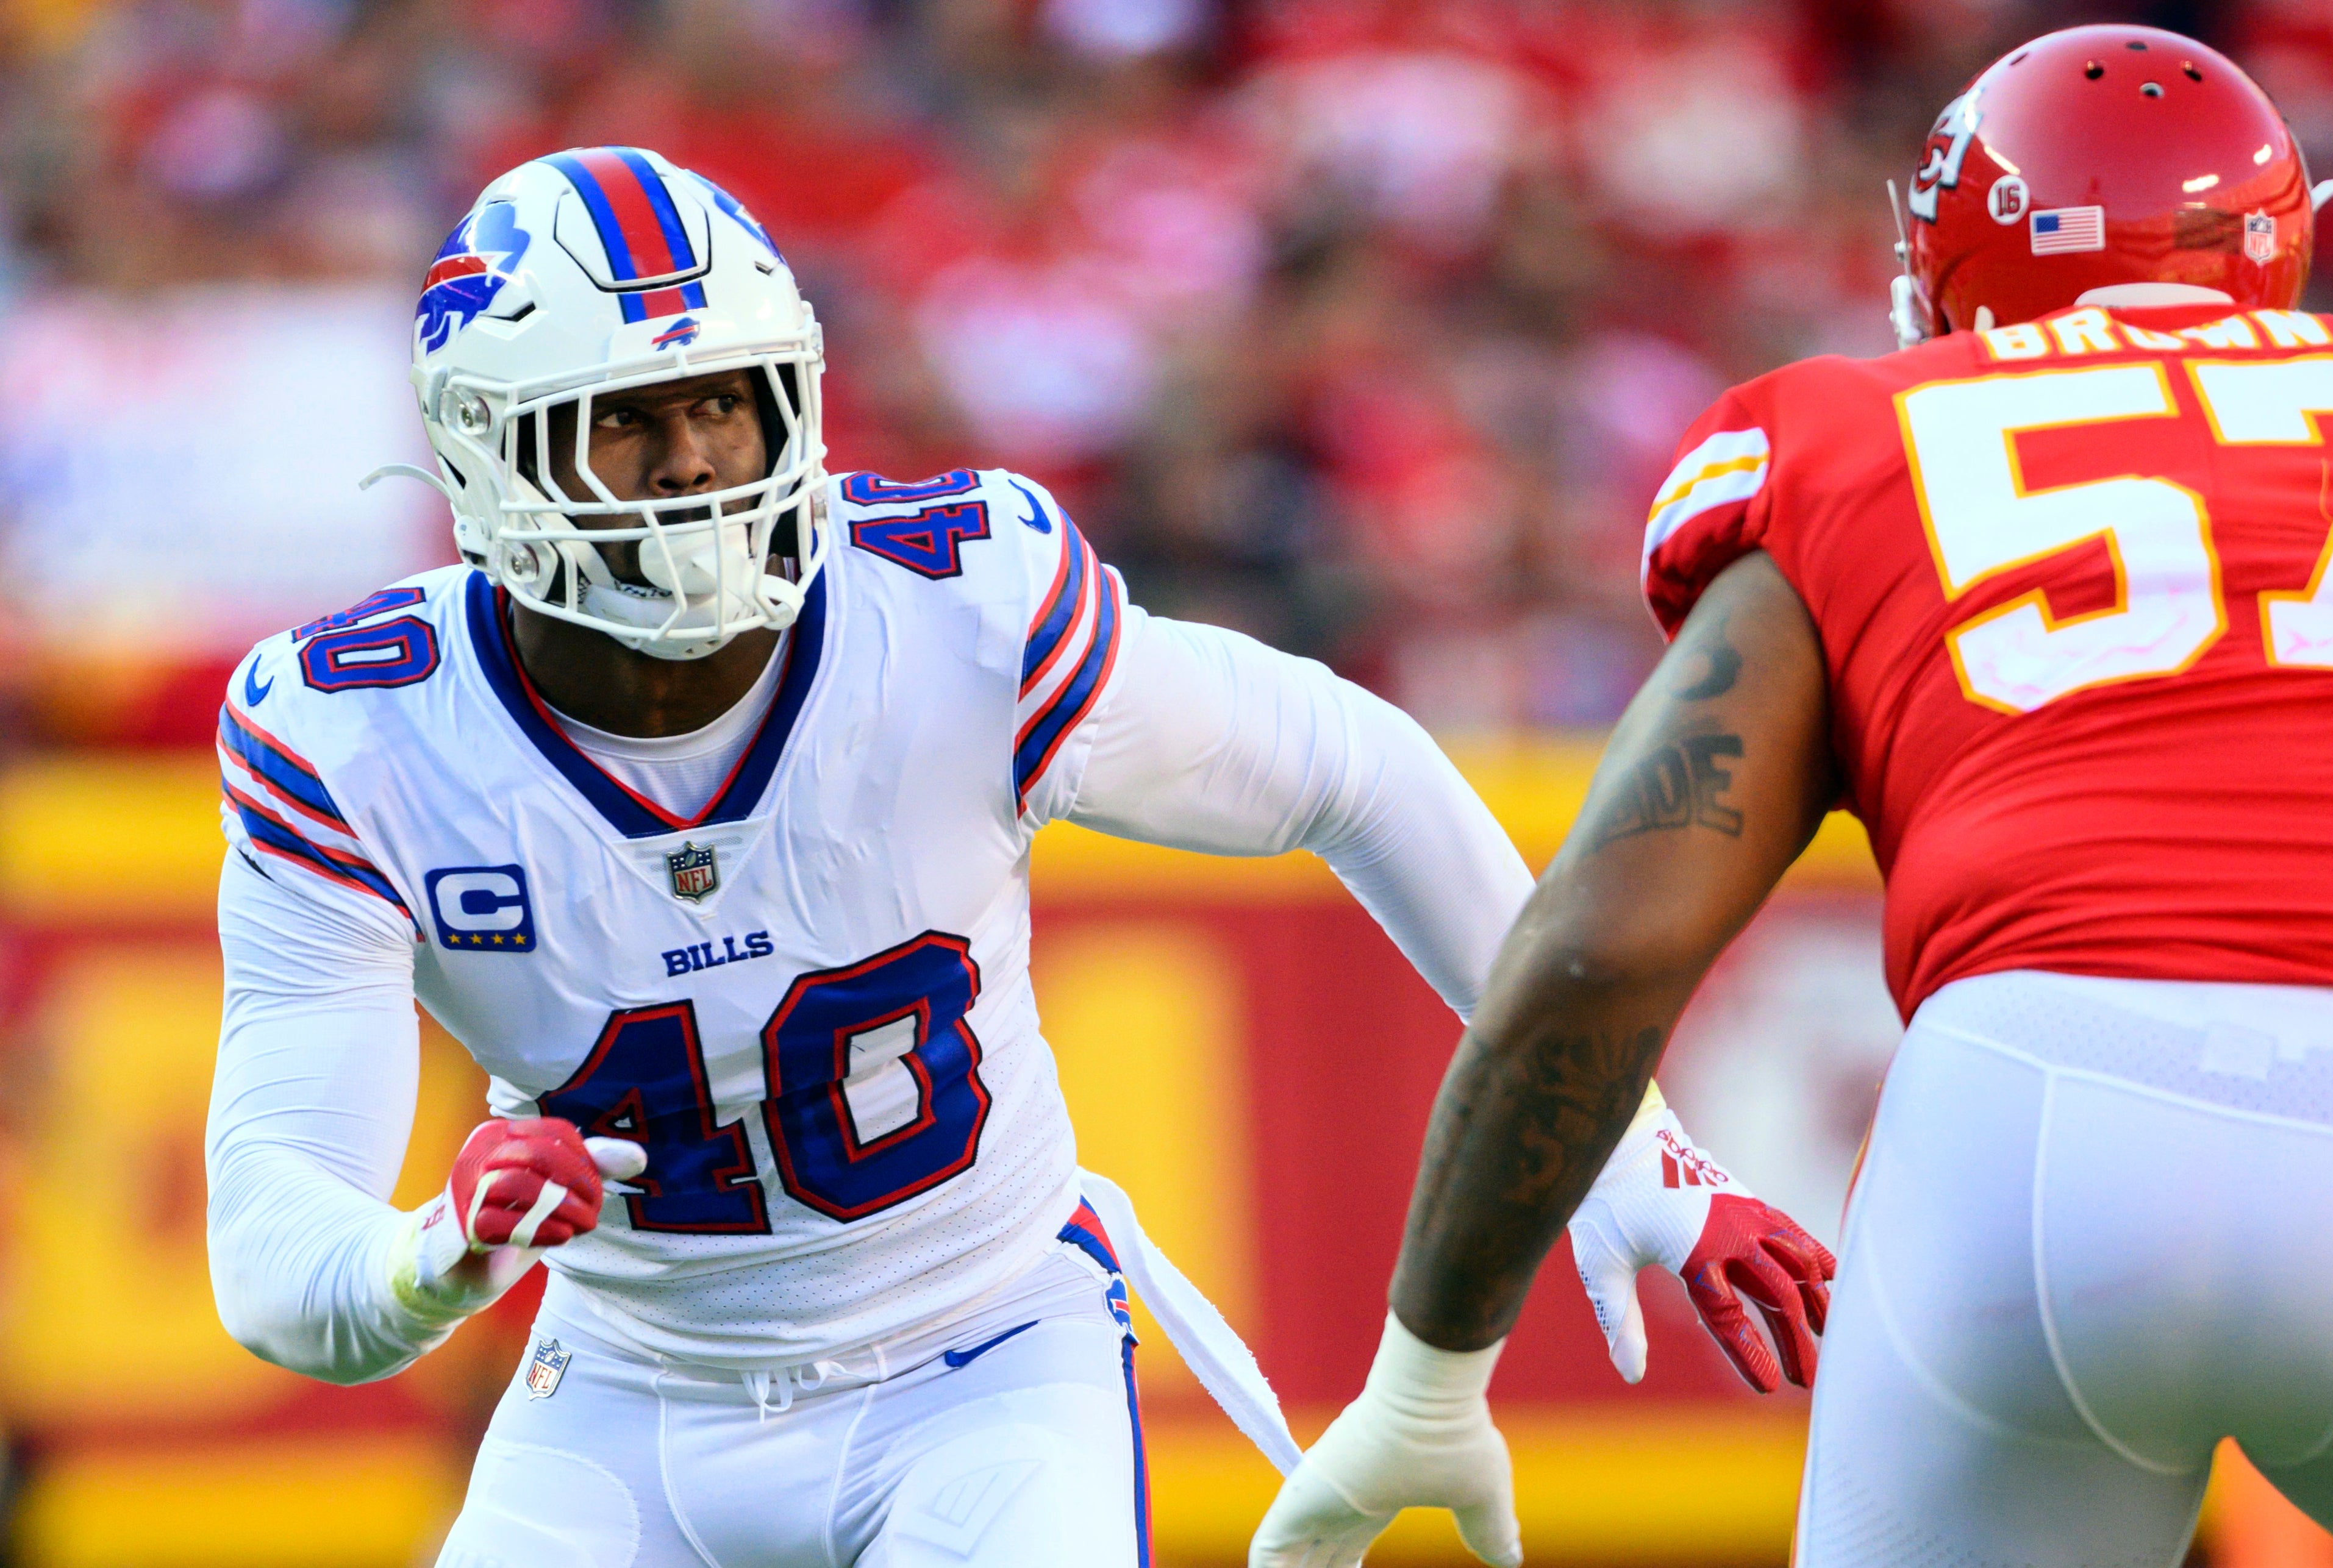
[{"xmin": 569, "ymin": 147, "xmax": 687, "ymax": 280}]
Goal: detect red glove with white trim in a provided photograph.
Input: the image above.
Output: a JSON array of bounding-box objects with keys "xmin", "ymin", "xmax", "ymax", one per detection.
[
  {"xmin": 388, "ymin": 1117, "xmax": 648, "ymax": 1327},
  {"xmin": 1568, "ymin": 1085, "xmax": 1834, "ymax": 1392}
]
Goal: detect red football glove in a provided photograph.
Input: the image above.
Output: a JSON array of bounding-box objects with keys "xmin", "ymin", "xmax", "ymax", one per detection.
[
  {"xmin": 443, "ymin": 1116, "xmax": 608, "ymax": 1250},
  {"xmin": 390, "ymin": 1117, "xmax": 647, "ymax": 1326},
  {"xmin": 1677, "ymin": 1191, "xmax": 1834, "ymax": 1391},
  {"xmin": 1568, "ymin": 1086, "xmax": 1835, "ymax": 1392}
]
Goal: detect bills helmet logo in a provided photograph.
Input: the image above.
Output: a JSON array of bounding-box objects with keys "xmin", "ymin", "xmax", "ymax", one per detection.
[
  {"xmin": 416, "ymin": 202, "xmax": 532, "ymax": 354},
  {"xmin": 688, "ymin": 173, "xmax": 784, "ymax": 263},
  {"xmin": 667, "ymin": 841, "xmax": 718, "ymax": 902},
  {"xmin": 651, "ymin": 316, "xmax": 701, "ymax": 351}
]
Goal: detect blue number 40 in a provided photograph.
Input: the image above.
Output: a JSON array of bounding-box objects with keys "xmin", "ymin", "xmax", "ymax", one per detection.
[{"xmin": 539, "ymin": 932, "xmax": 991, "ymax": 1232}]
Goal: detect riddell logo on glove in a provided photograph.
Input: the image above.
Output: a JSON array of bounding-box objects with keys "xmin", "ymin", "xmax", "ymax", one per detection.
[{"xmin": 1658, "ymin": 1130, "xmax": 1732, "ymax": 1190}]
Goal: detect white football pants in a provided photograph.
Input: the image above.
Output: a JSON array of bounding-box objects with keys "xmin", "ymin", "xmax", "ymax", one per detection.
[
  {"xmin": 435, "ymin": 1242, "xmax": 1148, "ymax": 1568},
  {"xmin": 1796, "ymin": 969, "xmax": 2333, "ymax": 1568}
]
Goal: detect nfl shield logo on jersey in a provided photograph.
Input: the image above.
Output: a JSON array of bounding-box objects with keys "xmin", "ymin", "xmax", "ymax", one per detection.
[
  {"xmin": 667, "ymin": 841, "xmax": 719, "ymax": 902},
  {"xmin": 525, "ymin": 1338, "xmax": 571, "ymax": 1399}
]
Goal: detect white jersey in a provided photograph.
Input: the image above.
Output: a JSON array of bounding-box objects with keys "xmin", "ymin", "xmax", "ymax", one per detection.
[
  {"xmin": 210, "ymin": 466, "xmax": 1539, "ymax": 1375},
  {"xmin": 223, "ymin": 469, "xmax": 1148, "ymax": 1361}
]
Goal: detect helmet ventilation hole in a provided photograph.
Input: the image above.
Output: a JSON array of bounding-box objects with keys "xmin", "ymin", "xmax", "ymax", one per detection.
[
  {"xmin": 2184, "ymin": 62, "xmax": 2204, "ymax": 82},
  {"xmin": 2126, "ymin": 39, "xmax": 2149, "ymax": 50},
  {"xmin": 2085, "ymin": 60, "xmax": 2105, "ymax": 80},
  {"xmin": 2142, "ymin": 81, "xmax": 2164, "ymax": 98}
]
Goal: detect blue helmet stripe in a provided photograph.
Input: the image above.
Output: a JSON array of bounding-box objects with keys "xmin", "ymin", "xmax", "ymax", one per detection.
[
  {"xmin": 541, "ymin": 151, "xmax": 638, "ymax": 280},
  {"xmin": 610, "ymin": 146, "xmax": 697, "ymax": 272}
]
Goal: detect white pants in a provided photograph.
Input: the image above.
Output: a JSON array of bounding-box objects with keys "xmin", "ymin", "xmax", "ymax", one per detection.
[
  {"xmin": 435, "ymin": 1241, "xmax": 1148, "ymax": 1568},
  {"xmin": 1797, "ymin": 969, "xmax": 2333, "ymax": 1567}
]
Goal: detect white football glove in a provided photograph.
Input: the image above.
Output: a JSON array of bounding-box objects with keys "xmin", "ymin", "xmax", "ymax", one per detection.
[
  {"xmin": 1568, "ymin": 1084, "xmax": 1832, "ymax": 1391},
  {"xmin": 387, "ymin": 1118, "xmax": 648, "ymax": 1328},
  {"xmin": 1249, "ymin": 1313, "xmax": 1521, "ymax": 1568}
]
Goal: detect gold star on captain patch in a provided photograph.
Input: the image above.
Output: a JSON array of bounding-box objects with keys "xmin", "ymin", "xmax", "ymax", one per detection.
[
  {"xmin": 514, "ymin": 933, "xmax": 527, "ymax": 945},
  {"xmin": 470, "ymin": 934, "xmax": 484, "ymax": 945},
  {"xmin": 491, "ymin": 933, "xmax": 504, "ymax": 944}
]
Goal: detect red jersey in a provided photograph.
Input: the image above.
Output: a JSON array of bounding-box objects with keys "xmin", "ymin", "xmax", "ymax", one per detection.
[{"xmin": 1645, "ymin": 302, "xmax": 2333, "ymax": 1017}]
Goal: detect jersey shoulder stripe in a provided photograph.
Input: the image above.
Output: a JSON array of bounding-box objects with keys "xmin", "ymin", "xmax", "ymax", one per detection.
[
  {"xmin": 1013, "ymin": 516, "xmax": 1124, "ymax": 813},
  {"xmin": 215, "ymin": 571, "xmax": 471, "ymax": 928},
  {"xmin": 831, "ymin": 465, "xmax": 1130, "ymax": 817},
  {"xmin": 221, "ymin": 777, "xmax": 415, "ymax": 923},
  {"xmin": 218, "ymin": 701, "xmax": 349, "ymax": 833},
  {"xmin": 1021, "ymin": 513, "xmax": 1090, "ymax": 694},
  {"xmin": 1643, "ymin": 426, "xmax": 1771, "ymax": 580}
]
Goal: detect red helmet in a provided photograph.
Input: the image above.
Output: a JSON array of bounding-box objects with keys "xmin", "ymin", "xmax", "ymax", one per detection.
[{"xmin": 1895, "ymin": 24, "xmax": 2317, "ymax": 346}]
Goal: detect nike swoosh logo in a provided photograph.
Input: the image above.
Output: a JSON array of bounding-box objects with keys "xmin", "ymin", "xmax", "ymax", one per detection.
[
  {"xmin": 943, "ymin": 1320, "xmax": 1038, "ymax": 1369},
  {"xmin": 1007, "ymin": 479, "xmax": 1052, "ymax": 535},
  {"xmin": 242, "ymin": 658, "xmax": 274, "ymax": 706}
]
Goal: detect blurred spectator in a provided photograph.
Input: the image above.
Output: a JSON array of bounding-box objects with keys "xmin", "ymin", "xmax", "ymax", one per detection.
[{"xmin": 0, "ymin": 0, "xmax": 2310, "ymax": 739}]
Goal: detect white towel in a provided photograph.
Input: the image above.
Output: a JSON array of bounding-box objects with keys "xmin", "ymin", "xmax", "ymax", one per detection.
[{"xmin": 1079, "ymin": 1168, "xmax": 1304, "ymax": 1475}]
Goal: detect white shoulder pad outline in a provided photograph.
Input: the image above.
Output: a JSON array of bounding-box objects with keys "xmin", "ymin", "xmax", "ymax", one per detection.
[
  {"xmin": 1642, "ymin": 427, "xmax": 1771, "ymax": 584},
  {"xmin": 1008, "ymin": 474, "xmax": 1127, "ymax": 818}
]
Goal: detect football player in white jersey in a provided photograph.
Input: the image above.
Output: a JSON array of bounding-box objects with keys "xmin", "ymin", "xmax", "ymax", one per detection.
[{"xmin": 205, "ymin": 146, "xmax": 1833, "ymax": 1568}]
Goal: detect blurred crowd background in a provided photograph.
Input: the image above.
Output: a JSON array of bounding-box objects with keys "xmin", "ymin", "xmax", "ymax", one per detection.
[
  {"xmin": 5, "ymin": 0, "xmax": 2330, "ymax": 745},
  {"xmin": 6, "ymin": 1, "xmax": 2333, "ymax": 1564}
]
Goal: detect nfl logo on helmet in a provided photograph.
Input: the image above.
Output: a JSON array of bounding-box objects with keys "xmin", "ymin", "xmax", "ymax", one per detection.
[
  {"xmin": 2246, "ymin": 211, "xmax": 2278, "ymax": 264},
  {"xmin": 667, "ymin": 841, "xmax": 719, "ymax": 902}
]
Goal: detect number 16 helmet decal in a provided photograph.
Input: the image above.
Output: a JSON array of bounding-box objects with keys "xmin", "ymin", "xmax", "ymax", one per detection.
[
  {"xmin": 390, "ymin": 146, "xmax": 827, "ymax": 661},
  {"xmin": 1892, "ymin": 26, "xmax": 2318, "ymax": 348}
]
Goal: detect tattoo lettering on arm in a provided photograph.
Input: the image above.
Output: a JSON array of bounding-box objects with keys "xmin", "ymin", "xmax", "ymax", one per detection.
[{"xmin": 1588, "ymin": 724, "xmax": 1745, "ymax": 847}]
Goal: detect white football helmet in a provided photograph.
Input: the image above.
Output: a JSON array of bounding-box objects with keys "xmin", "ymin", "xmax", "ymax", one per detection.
[{"xmin": 384, "ymin": 146, "xmax": 826, "ymax": 660}]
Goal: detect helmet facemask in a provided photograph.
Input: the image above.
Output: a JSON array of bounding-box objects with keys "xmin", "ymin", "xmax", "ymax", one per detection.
[{"xmin": 436, "ymin": 336, "xmax": 827, "ymax": 662}]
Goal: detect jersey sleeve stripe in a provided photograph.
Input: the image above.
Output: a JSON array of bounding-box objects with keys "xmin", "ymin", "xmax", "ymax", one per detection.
[
  {"xmin": 1059, "ymin": 1199, "xmax": 1122, "ymax": 1272},
  {"xmin": 1012, "ymin": 562, "xmax": 1124, "ymax": 811},
  {"xmin": 221, "ymin": 780, "xmax": 415, "ymax": 924},
  {"xmin": 1021, "ymin": 519, "xmax": 1090, "ymax": 695},
  {"xmin": 1642, "ymin": 427, "xmax": 1771, "ymax": 575},
  {"xmin": 218, "ymin": 704, "xmax": 350, "ymax": 832}
]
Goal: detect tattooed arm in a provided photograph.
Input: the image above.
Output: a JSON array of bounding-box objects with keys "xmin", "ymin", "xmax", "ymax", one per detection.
[
  {"xmin": 1248, "ymin": 553, "xmax": 1837, "ymax": 1568},
  {"xmin": 1387, "ymin": 551, "xmax": 1837, "ymax": 1350}
]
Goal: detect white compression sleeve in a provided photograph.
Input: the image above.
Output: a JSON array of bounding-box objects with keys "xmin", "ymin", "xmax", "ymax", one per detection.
[
  {"xmin": 207, "ymin": 849, "xmax": 448, "ymax": 1384},
  {"xmin": 1063, "ymin": 612, "xmax": 1534, "ymax": 1021}
]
